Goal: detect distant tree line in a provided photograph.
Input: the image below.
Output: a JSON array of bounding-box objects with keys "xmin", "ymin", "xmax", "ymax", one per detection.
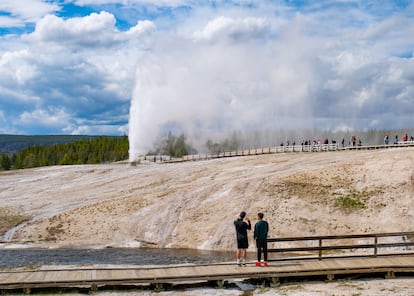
[
  {"xmin": 0, "ymin": 136, "xmax": 128, "ymax": 170},
  {"xmin": 0, "ymin": 134, "xmax": 100, "ymax": 155}
]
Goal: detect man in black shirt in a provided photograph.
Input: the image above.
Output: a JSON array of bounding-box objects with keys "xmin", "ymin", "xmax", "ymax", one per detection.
[{"xmin": 234, "ymin": 211, "xmax": 251, "ymax": 266}]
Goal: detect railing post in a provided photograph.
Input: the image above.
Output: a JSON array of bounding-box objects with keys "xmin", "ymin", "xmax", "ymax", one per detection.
[
  {"xmin": 319, "ymin": 238, "xmax": 322, "ymax": 260},
  {"xmin": 374, "ymin": 235, "xmax": 378, "ymax": 257}
]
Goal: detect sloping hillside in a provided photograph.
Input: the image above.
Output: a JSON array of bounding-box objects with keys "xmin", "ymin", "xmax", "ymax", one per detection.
[{"xmin": 0, "ymin": 148, "xmax": 413, "ymax": 251}]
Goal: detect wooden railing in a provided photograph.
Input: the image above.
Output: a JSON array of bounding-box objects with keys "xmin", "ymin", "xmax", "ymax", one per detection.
[
  {"xmin": 267, "ymin": 231, "xmax": 414, "ymax": 261},
  {"xmin": 180, "ymin": 144, "xmax": 340, "ymax": 161},
  {"xmin": 139, "ymin": 141, "xmax": 414, "ymax": 164}
]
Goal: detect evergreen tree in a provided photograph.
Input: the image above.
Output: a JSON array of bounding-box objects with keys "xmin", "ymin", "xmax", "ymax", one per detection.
[{"xmin": 0, "ymin": 152, "xmax": 11, "ymax": 170}]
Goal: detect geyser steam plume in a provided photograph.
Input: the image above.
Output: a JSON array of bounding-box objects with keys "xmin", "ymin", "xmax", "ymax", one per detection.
[{"xmin": 128, "ymin": 21, "xmax": 321, "ymax": 162}]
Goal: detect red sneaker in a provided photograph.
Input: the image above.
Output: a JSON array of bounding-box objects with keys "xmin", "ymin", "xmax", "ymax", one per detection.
[
  {"xmin": 255, "ymin": 262, "xmax": 261, "ymax": 266},
  {"xmin": 263, "ymin": 262, "xmax": 268, "ymax": 267}
]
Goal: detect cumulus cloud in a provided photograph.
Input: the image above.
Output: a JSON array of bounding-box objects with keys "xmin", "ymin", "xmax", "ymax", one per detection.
[
  {"xmin": 27, "ymin": 12, "xmax": 155, "ymax": 46},
  {"xmin": 20, "ymin": 108, "xmax": 70, "ymax": 125},
  {"xmin": 0, "ymin": 10, "xmax": 153, "ymax": 135},
  {"xmin": 74, "ymin": 0, "xmax": 200, "ymax": 7},
  {"xmin": 0, "ymin": 16, "xmax": 24, "ymax": 28},
  {"xmin": 0, "ymin": 49, "xmax": 39, "ymax": 85},
  {"xmin": 193, "ymin": 16, "xmax": 271, "ymax": 41},
  {"xmin": 125, "ymin": 20, "xmax": 156, "ymax": 36},
  {"xmin": 0, "ymin": 0, "xmax": 59, "ymax": 25}
]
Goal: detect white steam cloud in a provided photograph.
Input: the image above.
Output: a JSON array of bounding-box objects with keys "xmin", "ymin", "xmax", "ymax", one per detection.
[
  {"xmin": 129, "ymin": 7, "xmax": 414, "ymax": 161},
  {"xmin": 129, "ymin": 16, "xmax": 319, "ymax": 159}
]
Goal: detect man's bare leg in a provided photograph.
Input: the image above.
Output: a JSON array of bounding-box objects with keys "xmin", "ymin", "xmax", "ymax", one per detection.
[
  {"xmin": 241, "ymin": 249, "xmax": 247, "ymax": 265},
  {"xmin": 236, "ymin": 249, "xmax": 241, "ymax": 265}
]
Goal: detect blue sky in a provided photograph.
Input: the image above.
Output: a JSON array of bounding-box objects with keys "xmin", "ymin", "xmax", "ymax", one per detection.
[{"xmin": 0, "ymin": 1, "xmax": 413, "ymax": 146}]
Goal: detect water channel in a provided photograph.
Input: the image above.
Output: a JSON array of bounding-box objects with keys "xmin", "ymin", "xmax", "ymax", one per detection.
[{"xmin": 0, "ymin": 247, "xmax": 237, "ymax": 268}]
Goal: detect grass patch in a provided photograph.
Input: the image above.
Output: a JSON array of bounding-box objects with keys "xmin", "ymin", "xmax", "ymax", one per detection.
[
  {"xmin": 334, "ymin": 194, "xmax": 366, "ymax": 212},
  {"xmin": 45, "ymin": 220, "xmax": 65, "ymax": 241},
  {"xmin": 0, "ymin": 206, "xmax": 31, "ymax": 236},
  {"xmin": 282, "ymin": 176, "xmax": 333, "ymax": 198}
]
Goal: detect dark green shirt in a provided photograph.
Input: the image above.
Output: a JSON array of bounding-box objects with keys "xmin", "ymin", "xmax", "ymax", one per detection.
[{"xmin": 254, "ymin": 220, "xmax": 269, "ymax": 240}]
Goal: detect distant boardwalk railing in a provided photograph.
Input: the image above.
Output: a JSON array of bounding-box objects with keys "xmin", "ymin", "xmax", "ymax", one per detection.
[
  {"xmin": 176, "ymin": 142, "xmax": 414, "ymax": 162},
  {"xmin": 267, "ymin": 231, "xmax": 414, "ymax": 261},
  {"xmin": 181, "ymin": 144, "xmax": 339, "ymax": 161},
  {"xmin": 137, "ymin": 141, "xmax": 414, "ymax": 164}
]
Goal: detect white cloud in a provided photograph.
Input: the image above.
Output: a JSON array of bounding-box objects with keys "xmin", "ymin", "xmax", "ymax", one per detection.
[
  {"xmin": 125, "ymin": 20, "xmax": 156, "ymax": 37},
  {"xmin": 0, "ymin": 11, "xmax": 154, "ymax": 135},
  {"xmin": 0, "ymin": 16, "xmax": 24, "ymax": 28},
  {"xmin": 26, "ymin": 11, "xmax": 113, "ymax": 44},
  {"xmin": 64, "ymin": 124, "xmax": 126, "ymax": 135},
  {"xmin": 0, "ymin": 0, "xmax": 59, "ymax": 24},
  {"xmin": 74, "ymin": 0, "xmax": 195, "ymax": 7},
  {"xmin": 360, "ymin": 17, "xmax": 404, "ymax": 41},
  {"xmin": 19, "ymin": 108, "xmax": 71, "ymax": 127},
  {"xmin": 193, "ymin": 16, "xmax": 271, "ymax": 42},
  {"xmin": 0, "ymin": 49, "xmax": 39, "ymax": 84},
  {"xmin": 27, "ymin": 11, "xmax": 155, "ymax": 46},
  {"xmin": 334, "ymin": 51, "xmax": 374, "ymax": 75}
]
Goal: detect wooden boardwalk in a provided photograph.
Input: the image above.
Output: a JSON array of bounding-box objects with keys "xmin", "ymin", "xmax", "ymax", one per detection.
[
  {"xmin": 1, "ymin": 256, "xmax": 414, "ymax": 292},
  {"xmin": 160, "ymin": 142, "xmax": 414, "ymax": 163}
]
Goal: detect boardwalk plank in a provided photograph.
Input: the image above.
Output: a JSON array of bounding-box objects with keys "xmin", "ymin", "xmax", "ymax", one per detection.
[
  {"xmin": 1, "ymin": 256, "xmax": 414, "ymax": 290},
  {"xmin": 0, "ymin": 272, "xmax": 28, "ymax": 284}
]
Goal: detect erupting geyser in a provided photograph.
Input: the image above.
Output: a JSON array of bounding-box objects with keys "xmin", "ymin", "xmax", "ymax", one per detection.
[{"xmin": 128, "ymin": 20, "xmax": 318, "ymax": 163}]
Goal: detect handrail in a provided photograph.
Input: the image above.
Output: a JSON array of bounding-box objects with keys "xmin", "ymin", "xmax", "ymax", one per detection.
[
  {"xmin": 267, "ymin": 231, "xmax": 414, "ymax": 242},
  {"xmin": 267, "ymin": 231, "xmax": 414, "ymax": 261},
  {"xmin": 163, "ymin": 142, "xmax": 414, "ymax": 163}
]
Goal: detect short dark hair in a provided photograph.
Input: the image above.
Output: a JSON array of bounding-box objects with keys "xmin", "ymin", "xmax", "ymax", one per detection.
[
  {"xmin": 240, "ymin": 211, "xmax": 246, "ymax": 219},
  {"xmin": 258, "ymin": 212, "xmax": 264, "ymax": 219}
]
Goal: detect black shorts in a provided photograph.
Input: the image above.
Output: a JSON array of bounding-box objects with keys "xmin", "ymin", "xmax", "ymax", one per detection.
[{"xmin": 237, "ymin": 238, "xmax": 248, "ymax": 249}]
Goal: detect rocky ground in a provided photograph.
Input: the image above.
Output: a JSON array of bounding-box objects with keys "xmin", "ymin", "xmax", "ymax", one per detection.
[
  {"xmin": 1, "ymin": 148, "xmax": 413, "ymax": 250},
  {"xmin": 0, "ymin": 147, "xmax": 413, "ymax": 294}
]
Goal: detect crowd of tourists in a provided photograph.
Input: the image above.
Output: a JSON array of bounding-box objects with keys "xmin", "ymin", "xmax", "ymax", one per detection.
[{"xmin": 384, "ymin": 133, "xmax": 414, "ymax": 145}]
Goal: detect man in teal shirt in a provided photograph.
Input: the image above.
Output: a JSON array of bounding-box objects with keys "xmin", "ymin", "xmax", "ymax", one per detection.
[{"xmin": 254, "ymin": 212, "xmax": 269, "ymax": 266}]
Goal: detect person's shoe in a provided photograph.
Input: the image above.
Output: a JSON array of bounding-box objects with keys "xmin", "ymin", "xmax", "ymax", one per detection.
[
  {"xmin": 255, "ymin": 262, "xmax": 261, "ymax": 266},
  {"xmin": 242, "ymin": 263, "xmax": 247, "ymax": 267},
  {"xmin": 237, "ymin": 263, "xmax": 241, "ymax": 267},
  {"xmin": 263, "ymin": 262, "xmax": 268, "ymax": 267}
]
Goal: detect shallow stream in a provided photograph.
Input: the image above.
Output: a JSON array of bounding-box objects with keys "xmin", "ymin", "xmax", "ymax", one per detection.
[{"xmin": 0, "ymin": 248, "xmax": 237, "ymax": 268}]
